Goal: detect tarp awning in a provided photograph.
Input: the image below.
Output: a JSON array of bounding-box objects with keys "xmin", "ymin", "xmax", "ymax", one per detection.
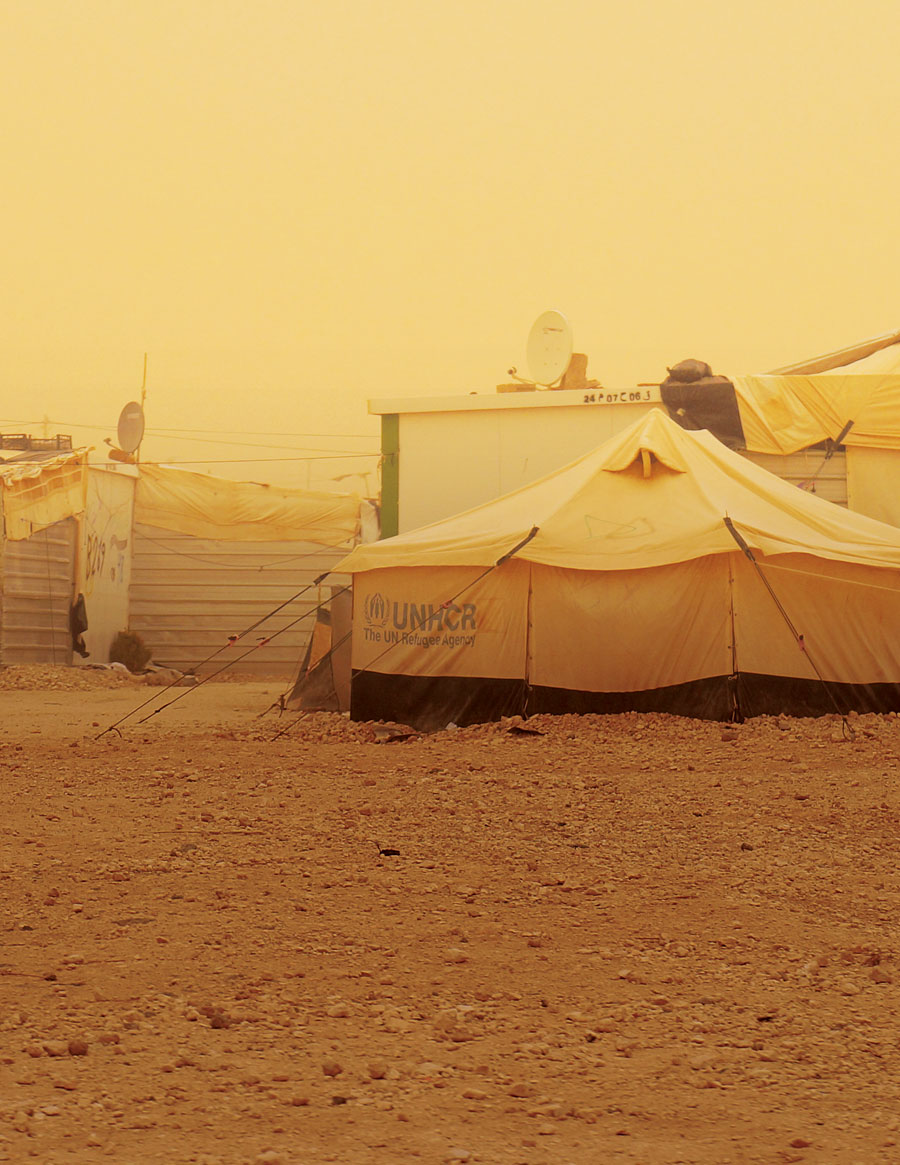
[
  {"xmin": 730, "ymin": 372, "xmax": 900, "ymax": 455},
  {"xmin": 720, "ymin": 326, "xmax": 900, "ymax": 455},
  {"xmin": 0, "ymin": 450, "xmax": 89, "ymax": 541},
  {"xmin": 134, "ymin": 463, "xmax": 361, "ymax": 546}
]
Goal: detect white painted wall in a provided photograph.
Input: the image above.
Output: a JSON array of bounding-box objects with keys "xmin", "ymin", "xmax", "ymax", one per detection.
[
  {"xmin": 79, "ymin": 466, "xmax": 136, "ymax": 664},
  {"xmin": 379, "ymin": 389, "xmax": 660, "ymax": 533},
  {"xmin": 847, "ymin": 447, "xmax": 900, "ymax": 528},
  {"xmin": 374, "ymin": 388, "xmax": 866, "ymax": 535}
]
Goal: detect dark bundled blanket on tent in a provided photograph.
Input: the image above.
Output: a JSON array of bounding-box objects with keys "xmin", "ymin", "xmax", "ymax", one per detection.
[{"xmin": 660, "ymin": 358, "xmax": 746, "ymax": 449}]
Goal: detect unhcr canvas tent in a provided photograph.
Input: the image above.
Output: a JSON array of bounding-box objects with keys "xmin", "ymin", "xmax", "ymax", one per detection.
[{"xmin": 337, "ymin": 412, "xmax": 900, "ymax": 729}]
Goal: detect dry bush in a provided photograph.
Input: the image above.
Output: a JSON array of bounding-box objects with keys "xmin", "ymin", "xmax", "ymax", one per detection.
[{"xmin": 108, "ymin": 629, "xmax": 152, "ymax": 673}]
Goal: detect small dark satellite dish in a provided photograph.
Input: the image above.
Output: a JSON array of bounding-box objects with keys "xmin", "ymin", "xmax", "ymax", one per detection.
[{"xmin": 117, "ymin": 402, "xmax": 145, "ymax": 454}]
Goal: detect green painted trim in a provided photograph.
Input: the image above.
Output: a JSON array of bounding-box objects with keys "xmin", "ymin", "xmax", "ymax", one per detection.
[{"xmin": 380, "ymin": 413, "xmax": 400, "ymax": 539}]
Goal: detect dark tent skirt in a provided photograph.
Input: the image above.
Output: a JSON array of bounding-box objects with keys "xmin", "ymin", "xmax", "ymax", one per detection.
[{"xmin": 351, "ymin": 670, "xmax": 900, "ymax": 731}]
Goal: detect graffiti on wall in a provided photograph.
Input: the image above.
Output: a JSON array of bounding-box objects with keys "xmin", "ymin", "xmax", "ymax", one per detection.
[{"xmin": 85, "ymin": 532, "xmax": 129, "ymax": 593}]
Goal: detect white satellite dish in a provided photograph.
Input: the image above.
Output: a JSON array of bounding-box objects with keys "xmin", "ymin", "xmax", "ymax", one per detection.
[
  {"xmin": 117, "ymin": 401, "xmax": 145, "ymax": 454},
  {"xmin": 526, "ymin": 310, "xmax": 573, "ymax": 387}
]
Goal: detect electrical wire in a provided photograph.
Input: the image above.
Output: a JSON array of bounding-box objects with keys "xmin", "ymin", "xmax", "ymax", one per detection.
[
  {"xmin": 2, "ymin": 418, "xmax": 376, "ymax": 445},
  {"xmin": 146, "ymin": 432, "xmax": 376, "ymax": 453},
  {"xmin": 150, "ymin": 427, "xmax": 376, "ymax": 440},
  {"xmin": 137, "ymin": 432, "xmax": 376, "ymax": 453},
  {"xmin": 146, "ymin": 454, "xmax": 379, "ymax": 465},
  {"xmin": 2, "ymin": 419, "xmax": 379, "ymax": 468}
]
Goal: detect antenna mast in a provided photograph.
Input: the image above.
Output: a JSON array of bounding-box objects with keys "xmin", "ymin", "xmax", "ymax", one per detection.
[{"xmin": 137, "ymin": 353, "xmax": 148, "ymax": 463}]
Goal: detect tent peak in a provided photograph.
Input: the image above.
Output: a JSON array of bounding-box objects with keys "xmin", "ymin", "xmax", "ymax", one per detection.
[
  {"xmin": 603, "ymin": 447, "xmax": 686, "ymax": 478},
  {"xmin": 601, "ymin": 411, "xmax": 689, "ymax": 475}
]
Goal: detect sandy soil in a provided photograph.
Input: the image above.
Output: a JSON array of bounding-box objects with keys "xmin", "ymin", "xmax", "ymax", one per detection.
[{"xmin": 2, "ymin": 668, "xmax": 900, "ymax": 1165}]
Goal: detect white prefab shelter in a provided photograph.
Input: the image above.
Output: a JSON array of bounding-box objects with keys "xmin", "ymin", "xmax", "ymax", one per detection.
[
  {"xmin": 81, "ymin": 465, "xmax": 136, "ymax": 664},
  {"xmin": 339, "ymin": 412, "xmax": 900, "ymax": 729}
]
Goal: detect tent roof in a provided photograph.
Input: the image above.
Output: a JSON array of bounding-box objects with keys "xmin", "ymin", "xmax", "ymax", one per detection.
[{"xmin": 339, "ymin": 411, "xmax": 900, "ymax": 574}]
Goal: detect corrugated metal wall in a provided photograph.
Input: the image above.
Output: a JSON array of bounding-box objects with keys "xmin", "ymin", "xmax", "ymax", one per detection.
[
  {"xmin": 128, "ymin": 524, "xmax": 349, "ymax": 677},
  {"xmin": 741, "ymin": 448, "xmax": 848, "ymax": 507},
  {"xmin": 0, "ymin": 518, "xmax": 77, "ymax": 665}
]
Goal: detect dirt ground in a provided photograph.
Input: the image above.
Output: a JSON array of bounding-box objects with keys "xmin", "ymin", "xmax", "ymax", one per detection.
[{"xmin": 2, "ymin": 667, "xmax": 900, "ymax": 1165}]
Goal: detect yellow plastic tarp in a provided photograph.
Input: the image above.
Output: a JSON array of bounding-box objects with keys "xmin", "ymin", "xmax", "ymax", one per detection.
[
  {"xmin": 0, "ymin": 450, "xmax": 88, "ymax": 541},
  {"xmin": 729, "ymin": 330, "xmax": 900, "ymax": 454},
  {"xmin": 134, "ymin": 464, "xmax": 361, "ymax": 546},
  {"xmin": 338, "ymin": 410, "xmax": 900, "ymax": 574},
  {"xmin": 731, "ymin": 372, "xmax": 900, "ymax": 455}
]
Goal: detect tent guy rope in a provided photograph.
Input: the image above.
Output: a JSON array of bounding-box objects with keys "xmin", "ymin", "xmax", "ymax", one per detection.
[
  {"xmin": 798, "ymin": 420, "xmax": 855, "ymax": 493},
  {"xmin": 133, "ymin": 586, "xmax": 351, "ymax": 727},
  {"xmin": 96, "ymin": 572, "xmax": 342, "ymax": 737},
  {"xmin": 723, "ymin": 517, "xmax": 854, "ymax": 737},
  {"xmin": 269, "ymin": 526, "xmax": 541, "ymax": 741}
]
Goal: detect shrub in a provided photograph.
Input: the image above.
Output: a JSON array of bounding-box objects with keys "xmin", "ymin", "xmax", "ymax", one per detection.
[{"xmin": 109, "ymin": 629, "xmax": 152, "ymax": 673}]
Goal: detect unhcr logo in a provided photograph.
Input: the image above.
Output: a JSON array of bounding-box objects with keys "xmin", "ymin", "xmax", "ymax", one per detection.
[
  {"xmin": 364, "ymin": 592, "xmax": 389, "ymax": 628},
  {"xmin": 361, "ymin": 593, "xmax": 478, "ymax": 649}
]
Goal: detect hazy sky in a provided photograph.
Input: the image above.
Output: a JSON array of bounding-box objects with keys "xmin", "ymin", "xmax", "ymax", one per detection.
[{"xmin": 3, "ymin": 0, "xmax": 899, "ymax": 487}]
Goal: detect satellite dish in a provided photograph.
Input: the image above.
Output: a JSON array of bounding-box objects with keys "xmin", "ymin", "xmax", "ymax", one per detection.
[
  {"xmin": 117, "ymin": 401, "xmax": 145, "ymax": 454},
  {"xmin": 526, "ymin": 310, "xmax": 573, "ymax": 387}
]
